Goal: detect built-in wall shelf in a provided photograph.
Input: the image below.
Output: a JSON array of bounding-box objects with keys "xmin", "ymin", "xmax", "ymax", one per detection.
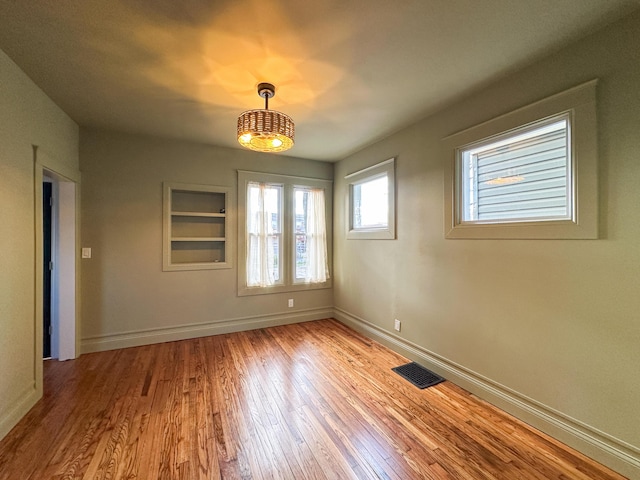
[
  {"xmin": 163, "ymin": 182, "xmax": 231, "ymax": 271},
  {"xmin": 170, "ymin": 237, "xmax": 226, "ymax": 242},
  {"xmin": 171, "ymin": 212, "xmax": 226, "ymax": 218}
]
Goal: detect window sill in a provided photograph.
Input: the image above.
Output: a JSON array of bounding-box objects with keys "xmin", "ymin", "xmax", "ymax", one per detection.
[
  {"xmin": 237, "ymin": 281, "xmax": 332, "ymax": 297},
  {"xmin": 347, "ymin": 228, "xmax": 395, "ymax": 240},
  {"xmin": 445, "ymin": 219, "xmax": 596, "ymax": 240}
]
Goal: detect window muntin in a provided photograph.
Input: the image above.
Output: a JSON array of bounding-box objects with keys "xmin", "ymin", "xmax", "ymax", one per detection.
[
  {"xmin": 459, "ymin": 114, "xmax": 571, "ymax": 224},
  {"xmin": 346, "ymin": 158, "xmax": 396, "ymax": 240}
]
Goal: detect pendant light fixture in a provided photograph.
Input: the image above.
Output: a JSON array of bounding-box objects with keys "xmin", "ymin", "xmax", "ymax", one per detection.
[{"xmin": 237, "ymin": 82, "xmax": 295, "ymax": 153}]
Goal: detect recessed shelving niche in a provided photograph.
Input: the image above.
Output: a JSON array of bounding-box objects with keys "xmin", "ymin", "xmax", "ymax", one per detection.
[{"xmin": 163, "ymin": 182, "xmax": 231, "ymax": 271}]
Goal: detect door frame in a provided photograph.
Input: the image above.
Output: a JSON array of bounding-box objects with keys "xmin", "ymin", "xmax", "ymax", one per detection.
[{"xmin": 34, "ymin": 147, "xmax": 80, "ymax": 394}]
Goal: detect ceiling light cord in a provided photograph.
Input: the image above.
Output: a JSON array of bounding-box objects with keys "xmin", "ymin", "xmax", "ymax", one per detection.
[{"xmin": 258, "ymin": 82, "xmax": 275, "ymax": 110}]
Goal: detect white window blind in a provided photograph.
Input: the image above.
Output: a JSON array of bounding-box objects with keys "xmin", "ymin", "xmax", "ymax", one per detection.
[{"xmin": 462, "ymin": 115, "xmax": 570, "ymax": 223}]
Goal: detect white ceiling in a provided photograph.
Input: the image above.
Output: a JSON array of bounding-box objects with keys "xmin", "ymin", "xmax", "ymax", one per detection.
[{"xmin": 1, "ymin": 1, "xmax": 638, "ymax": 161}]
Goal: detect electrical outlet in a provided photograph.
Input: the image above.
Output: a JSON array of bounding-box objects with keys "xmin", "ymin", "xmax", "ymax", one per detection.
[
  {"xmin": 394, "ymin": 319, "xmax": 401, "ymax": 332},
  {"xmin": 288, "ymin": 299, "xmax": 294, "ymax": 308}
]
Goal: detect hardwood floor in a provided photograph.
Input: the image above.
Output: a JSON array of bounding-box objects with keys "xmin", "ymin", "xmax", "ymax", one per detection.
[{"xmin": 0, "ymin": 319, "xmax": 627, "ymax": 480}]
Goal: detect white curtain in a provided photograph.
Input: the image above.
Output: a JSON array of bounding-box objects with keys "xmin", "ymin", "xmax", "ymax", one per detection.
[
  {"xmin": 304, "ymin": 188, "xmax": 329, "ymax": 283},
  {"xmin": 247, "ymin": 182, "xmax": 279, "ymax": 287}
]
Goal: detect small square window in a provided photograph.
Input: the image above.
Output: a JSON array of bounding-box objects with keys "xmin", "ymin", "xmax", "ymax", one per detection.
[{"xmin": 346, "ymin": 158, "xmax": 395, "ymax": 240}]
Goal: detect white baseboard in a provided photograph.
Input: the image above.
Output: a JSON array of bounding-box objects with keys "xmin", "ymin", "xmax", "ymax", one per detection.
[
  {"xmin": 81, "ymin": 307, "xmax": 334, "ymax": 354},
  {"xmin": 333, "ymin": 307, "xmax": 640, "ymax": 480},
  {"xmin": 0, "ymin": 383, "xmax": 39, "ymax": 441}
]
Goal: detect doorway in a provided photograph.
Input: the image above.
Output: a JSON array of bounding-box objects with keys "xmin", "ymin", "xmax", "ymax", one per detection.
[
  {"xmin": 42, "ymin": 171, "xmax": 77, "ymax": 361},
  {"xmin": 43, "ymin": 180, "xmax": 53, "ymax": 358}
]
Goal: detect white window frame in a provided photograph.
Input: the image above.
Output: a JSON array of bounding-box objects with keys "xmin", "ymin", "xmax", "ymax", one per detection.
[
  {"xmin": 346, "ymin": 158, "xmax": 396, "ymax": 240},
  {"xmin": 238, "ymin": 170, "xmax": 332, "ymax": 296},
  {"xmin": 443, "ymin": 80, "xmax": 598, "ymax": 239}
]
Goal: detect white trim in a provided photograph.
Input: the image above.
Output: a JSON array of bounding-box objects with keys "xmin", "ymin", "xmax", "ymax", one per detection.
[
  {"xmin": 163, "ymin": 181, "xmax": 232, "ymax": 271},
  {"xmin": 333, "ymin": 307, "xmax": 640, "ymax": 479},
  {"xmin": 0, "ymin": 383, "xmax": 38, "ymax": 440},
  {"xmin": 238, "ymin": 170, "xmax": 333, "ymax": 185},
  {"xmin": 80, "ymin": 307, "xmax": 334, "ymax": 353},
  {"xmin": 344, "ymin": 157, "xmax": 395, "ymax": 180}
]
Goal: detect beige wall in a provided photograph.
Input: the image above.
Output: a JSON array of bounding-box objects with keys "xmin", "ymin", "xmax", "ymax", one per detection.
[
  {"xmin": 333, "ymin": 11, "xmax": 640, "ymax": 478},
  {"xmin": 0, "ymin": 48, "xmax": 79, "ymax": 439},
  {"xmin": 79, "ymin": 129, "xmax": 333, "ymax": 352}
]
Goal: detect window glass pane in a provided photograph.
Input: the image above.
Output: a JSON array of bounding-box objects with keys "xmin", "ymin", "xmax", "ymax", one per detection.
[
  {"xmin": 247, "ymin": 183, "xmax": 281, "ymax": 285},
  {"xmin": 295, "ymin": 189, "xmax": 308, "ymax": 280},
  {"xmin": 353, "ymin": 175, "xmax": 388, "ymax": 229},
  {"xmin": 461, "ymin": 116, "xmax": 570, "ymax": 223}
]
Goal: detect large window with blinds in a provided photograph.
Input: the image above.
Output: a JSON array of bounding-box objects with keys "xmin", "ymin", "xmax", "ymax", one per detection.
[
  {"xmin": 443, "ymin": 80, "xmax": 598, "ymax": 239},
  {"xmin": 460, "ymin": 113, "xmax": 571, "ymax": 223}
]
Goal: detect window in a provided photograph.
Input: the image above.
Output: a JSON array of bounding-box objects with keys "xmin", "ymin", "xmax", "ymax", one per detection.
[
  {"xmin": 460, "ymin": 114, "xmax": 571, "ymax": 223},
  {"xmin": 346, "ymin": 158, "xmax": 396, "ymax": 239},
  {"xmin": 443, "ymin": 80, "xmax": 598, "ymax": 239},
  {"xmin": 238, "ymin": 171, "xmax": 332, "ymax": 295}
]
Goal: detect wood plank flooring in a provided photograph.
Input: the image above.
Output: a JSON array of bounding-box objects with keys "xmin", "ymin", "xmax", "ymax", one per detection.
[{"xmin": 0, "ymin": 319, "xmax": 627, "ymax": 479}]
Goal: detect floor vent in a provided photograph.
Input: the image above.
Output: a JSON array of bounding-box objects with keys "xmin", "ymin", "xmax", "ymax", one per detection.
[{"xmin": 392, "ymin": 362, "xmax": 445, "ymax": 389}]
